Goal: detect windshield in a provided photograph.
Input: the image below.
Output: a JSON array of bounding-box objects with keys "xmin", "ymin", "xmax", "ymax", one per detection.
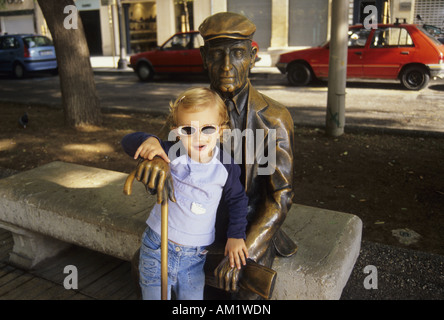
[
  {"xmin": 418, "ymin": 26, "xmax": 443, "ymax": 46},
  {"xmin": 23, "ymin": 36, "xmax": 53, "ymax": 48}
]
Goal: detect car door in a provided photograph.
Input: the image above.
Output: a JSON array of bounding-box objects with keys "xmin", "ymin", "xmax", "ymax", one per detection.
[
  {"xmin": 362, "ymin": 27, "xmax": 416, "ymax": 79},
  {"xmin": 347, "ymin": 28, "xmax": 372, "ymax": 78},
  {"xmin": 152, "ymin": 33, "xmax": 197, "ymax": 73},
  {"xmin": 0, "ymin": 36, "xmax": 20, "ymax": 72}
]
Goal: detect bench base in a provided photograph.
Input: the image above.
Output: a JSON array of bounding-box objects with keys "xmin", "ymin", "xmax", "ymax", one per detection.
[{"xmin": 0, "ymin": 221, "xmax": 71, "ymax": 270}]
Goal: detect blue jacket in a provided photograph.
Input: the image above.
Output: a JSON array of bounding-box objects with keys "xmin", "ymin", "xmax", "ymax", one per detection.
[{"xmin": 122, "ymin": 132, "xmax": 248, "ymax": 246}]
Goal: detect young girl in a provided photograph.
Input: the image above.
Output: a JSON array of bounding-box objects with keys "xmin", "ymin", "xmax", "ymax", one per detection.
[{"xmin": 121, "ymin": 87, "xmax": 249, "ymax": 300}]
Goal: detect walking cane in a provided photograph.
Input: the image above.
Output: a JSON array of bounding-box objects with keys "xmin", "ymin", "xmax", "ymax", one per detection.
[
  {"xmin": 123, "ymin": 158, "xmax": 172, "ymax": 300},
  {"xmin": 160, "ymin": 198, "xmax": 168, "ymax": 300}
]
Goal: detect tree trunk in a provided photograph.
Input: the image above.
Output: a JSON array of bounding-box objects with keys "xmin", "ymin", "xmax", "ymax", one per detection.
[{"xmin": 37, "ymin": 0, "xmax": 101, "ymax": 127}]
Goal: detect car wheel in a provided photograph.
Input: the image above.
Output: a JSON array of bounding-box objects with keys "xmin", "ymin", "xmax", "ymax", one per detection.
[
  {"xmin": 13, "ymin": 63, "xmax": 25, "ymax": 79},
  {"xmin": 400, "ymin": 65, "xmax": 430, "ymax": 90},
  {"xmin": 136, "ymin": 63, "xmax": 154, "ymax": 81},
  {"xmin": 287, "ymin": 62, "xmax": 312, "ymax": 86}
]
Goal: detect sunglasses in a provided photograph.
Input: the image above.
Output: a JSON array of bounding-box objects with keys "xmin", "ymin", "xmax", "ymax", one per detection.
[{"xmin": 176, "ymin": 124, "xmax": 219, "ymax": 136}]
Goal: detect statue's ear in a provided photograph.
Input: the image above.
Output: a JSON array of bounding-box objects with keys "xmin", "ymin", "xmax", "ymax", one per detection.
[
  {"xmin": 249, "ymin": 45, "xmax": 258, "ymax": 69},
  {"xmin": 200, "ymin": 46, "xmax": 208, "ymax": 70}
]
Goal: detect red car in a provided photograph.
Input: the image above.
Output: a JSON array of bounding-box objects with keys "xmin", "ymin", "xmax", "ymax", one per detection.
[
  {"xmin": 129, "ymin": 31, "xmax": 259, "ymax": 81},
  {"xmin": 276, "ymin": 23, "xmax": 444, "ymax": 90}
]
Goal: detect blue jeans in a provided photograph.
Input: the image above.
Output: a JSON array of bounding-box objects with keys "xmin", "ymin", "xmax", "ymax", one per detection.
[{"xmin": 139, "ymin": 226, "xmax": 208, "ymax": 300}]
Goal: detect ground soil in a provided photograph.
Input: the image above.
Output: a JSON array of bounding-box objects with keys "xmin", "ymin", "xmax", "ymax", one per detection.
[{"xmin": 1, "ymin": 102, "xmax": 443, "ymax": 256}]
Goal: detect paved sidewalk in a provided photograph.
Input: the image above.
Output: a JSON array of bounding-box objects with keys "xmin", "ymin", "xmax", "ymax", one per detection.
[{"xmin": 2, "ymin": 54, "xmax": 442, "ymax": 135}]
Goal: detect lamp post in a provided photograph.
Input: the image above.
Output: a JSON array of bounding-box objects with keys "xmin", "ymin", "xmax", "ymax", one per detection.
[
  {"xmin": 116, "ymin": 0, "xmax": 127, "ymax": 69},
  {"xmin": 326, "ymin": 0, "xmax": 349, "ymax": 137}
]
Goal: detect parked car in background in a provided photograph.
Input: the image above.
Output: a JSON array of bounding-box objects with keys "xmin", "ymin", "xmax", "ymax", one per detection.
[
  {"xmin": 276, "ymin": 23, "xmax": 444, "ymax": 90},
  {"xmin": 0, "ymin": 34, "xmax": 57, "ymax": 78},
  {"xmin": 129, "ymin": 31, "xmax": 260, "ymax": 81}
]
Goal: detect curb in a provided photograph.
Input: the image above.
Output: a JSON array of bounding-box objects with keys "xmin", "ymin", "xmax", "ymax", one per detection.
[{"xmin": 296, "ymin": 122, "xmax": 444, "ymax": 138}]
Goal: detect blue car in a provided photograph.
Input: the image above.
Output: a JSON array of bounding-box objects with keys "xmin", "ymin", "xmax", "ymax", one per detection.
[{"xmin": 0, "ymin": 34, "xmax": 57, "ymax": 78}]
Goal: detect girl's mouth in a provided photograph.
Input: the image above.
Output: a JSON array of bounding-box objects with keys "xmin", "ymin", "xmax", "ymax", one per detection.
[{"xmin": 194, "ymin": 145, "xmax": 207, "ymax": 151}]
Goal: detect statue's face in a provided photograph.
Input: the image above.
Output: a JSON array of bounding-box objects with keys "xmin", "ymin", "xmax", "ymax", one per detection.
[{"xmin": 201, "ymin": 39, "xmax": 257, "ymax": 98}]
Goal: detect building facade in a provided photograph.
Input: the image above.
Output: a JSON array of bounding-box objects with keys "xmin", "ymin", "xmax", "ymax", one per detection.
[
  {"xmin": 0, "ymin": 0, "xmax": 46, "ymax": 36},
  {"xmin": 1, "ymin": 0, "xmax": 443, "ymax": 64}
]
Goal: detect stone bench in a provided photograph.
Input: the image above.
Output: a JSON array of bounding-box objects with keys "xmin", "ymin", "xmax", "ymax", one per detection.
[{"xmin": 0, "ymin": 161, "xmax": 362, "ymax": 299}]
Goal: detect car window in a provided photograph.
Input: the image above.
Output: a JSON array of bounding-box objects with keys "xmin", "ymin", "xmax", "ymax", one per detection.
[
  {"xmin": 348, "ymin": 29, "xmax": 370, "ymax": 48},
  {"xmin": 162, "ymin": 34, "xmax": 191, "ymax": 51},
  {"xmin": 23, "ymin": 36, "xmax": 53, "ymax": 48},
  {"xmin": 193, "ymin": 33, "xmax": 204, "ymax": 49},
  {"xmin": 423, "ymin": 25, "xmax": 441, "ymax": 37},
  {"xmin": 370, "ymin": 27, "xmax": 414, "ymax": 48},
  {"xmin": 0, "ymin": 36, "xmax": 19, "ymax": 50},
  {"xmin": 418, "ymin": 26, "xmax": 443, "ymax": 46}
]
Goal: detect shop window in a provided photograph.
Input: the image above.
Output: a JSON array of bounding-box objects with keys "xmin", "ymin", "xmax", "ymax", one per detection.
[
  {"xmin": 289, "ymin": 0, "xmax": 328, "ymax": 47},
  {"xmin": 228, "ymin": 0, "xmax": 271, "ymax": 49},
  {"xmin": 174, "ymin": 0, "xmax": 194, "ymax": 33},
  {"xmin": 129, "ymin": 2, "xmax": 157, "ymax": 53}
]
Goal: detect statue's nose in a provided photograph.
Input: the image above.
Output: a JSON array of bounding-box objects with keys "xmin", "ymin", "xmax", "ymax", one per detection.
[{"xmin": 222, "ymin": 51, "xmax": 232, "ymax": 72}]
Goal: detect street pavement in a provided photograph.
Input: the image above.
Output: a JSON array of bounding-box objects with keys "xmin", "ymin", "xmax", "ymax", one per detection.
[
  {"xmin": 0, "ymin": 56, "xmax": 443, "ymax": 300},
  {"xmin": 1, "ymin": 56, "xmax": 443, "ymax": 136},
  {"xmin": 92, "ymin": 56, "xmax": 444, "ymax": 135}
]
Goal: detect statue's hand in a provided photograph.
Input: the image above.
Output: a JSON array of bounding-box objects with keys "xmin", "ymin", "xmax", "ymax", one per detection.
[
  {"xmin": 123, "ymin": 157, "xmax": 176, "ymax": 204},
  {"xmin": 214, "ymin": 256, "xmax": 241, "ymax": 292}
]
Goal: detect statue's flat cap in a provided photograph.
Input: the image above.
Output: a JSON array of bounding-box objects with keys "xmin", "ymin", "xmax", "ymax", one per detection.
[{"xmin": 199, "ymin": 12, "xmax": 256, "ymax": 41}]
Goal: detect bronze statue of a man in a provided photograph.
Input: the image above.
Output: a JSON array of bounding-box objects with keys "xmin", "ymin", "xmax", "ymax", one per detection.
[
  {"xmin": 125, "ymin": 12, "xmax": 297, "ymax": 299},
  {"xmin": 198, "ymin": 12, "xmax": 297, "ymax": 298}
]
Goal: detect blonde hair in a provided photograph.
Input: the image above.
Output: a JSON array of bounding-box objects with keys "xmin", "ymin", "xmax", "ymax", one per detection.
[{"xmin": 168, "ymin": 87, "xmax": 229, "ymax": 136}]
